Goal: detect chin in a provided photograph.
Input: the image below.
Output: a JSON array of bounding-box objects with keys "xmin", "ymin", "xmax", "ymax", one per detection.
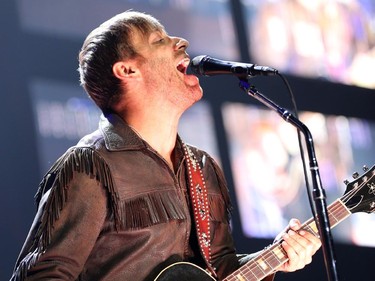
[{"xmin": 190, "ymin": 86, "xmax": 203, "ymax": 102}]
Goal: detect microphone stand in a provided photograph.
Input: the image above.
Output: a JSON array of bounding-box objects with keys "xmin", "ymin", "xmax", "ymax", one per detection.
[{"xmin": 238, "ymin": 79, "xmax": 339, "ymax": 281}]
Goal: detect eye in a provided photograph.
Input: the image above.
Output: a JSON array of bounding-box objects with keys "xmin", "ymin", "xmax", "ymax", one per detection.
[
  {"xmin": 151, "ymin": 37, "xmax": 165, "ymax": 45},
  {"xmin": 150, "ymin": 31, "xmax": 168, "ymax": 44}
]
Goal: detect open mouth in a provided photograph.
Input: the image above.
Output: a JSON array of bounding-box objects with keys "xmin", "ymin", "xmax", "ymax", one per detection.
[{"xmin": 176, "ymin": 58, "xmax": 190, "ymax": 74}]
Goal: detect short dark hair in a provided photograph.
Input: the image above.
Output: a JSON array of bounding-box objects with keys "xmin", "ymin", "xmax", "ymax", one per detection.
[{"xmin": 78, "ymin": 11, "xmax": 163, "ymax": 112}]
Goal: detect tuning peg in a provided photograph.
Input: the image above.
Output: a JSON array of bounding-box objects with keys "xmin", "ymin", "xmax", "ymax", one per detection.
[
  {"xmin": 344, "ymin": 179, "xmax": 350, "ymax": 185},
  {"xmin": 363, "ymin": 165, "xmax": 369, "ymax": 171},
  {"xmin": 352, "ymin": 172, "xmax": 359, "ymax": 179}
]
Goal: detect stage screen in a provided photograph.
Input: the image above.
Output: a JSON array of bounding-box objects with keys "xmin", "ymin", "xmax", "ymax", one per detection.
[
  {"xmin": 223, "ymin": 102, "xmax": 375, "ymax": 247},
  {"xmin": 242, "ymin": 0, "xmax": 375, "ymax": 89}
]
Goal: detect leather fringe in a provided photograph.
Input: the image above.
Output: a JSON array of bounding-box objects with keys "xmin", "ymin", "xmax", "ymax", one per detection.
[
  {"xmin": 33, "ymin": 147, "xmax": 121, "ymax": 251},
  {"xmin": 110, "ymin": 191, "xmax": 226, "ymax": 230},
  {"xmin": 11, "ymin": 147, "xmax": 120, "ymax": 281},
  {"xmin": 10, "ymin": 250, "xmax": 40, "ymax": 281},
  {"xmin": 119, "ymin": 190, "xmax": 187, "ymax": 230}
]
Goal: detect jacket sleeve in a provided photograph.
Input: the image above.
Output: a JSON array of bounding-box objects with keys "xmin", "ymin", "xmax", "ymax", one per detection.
[{"xmin": 10, "ymin": 148, "xmax": 113, "ymax": 281}]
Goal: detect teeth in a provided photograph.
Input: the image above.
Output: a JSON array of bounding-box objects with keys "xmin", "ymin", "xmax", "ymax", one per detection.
[{"xmin": 177, "ymin": 58, "xmax": 190, "ymax": 74}]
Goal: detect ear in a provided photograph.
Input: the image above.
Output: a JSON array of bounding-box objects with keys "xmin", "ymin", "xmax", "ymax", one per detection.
[{"xmin": 112, "ymin": 61, "xmax": 138, "ymax": 80}]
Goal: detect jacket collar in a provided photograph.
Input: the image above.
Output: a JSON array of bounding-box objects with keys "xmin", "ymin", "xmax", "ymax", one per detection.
[
  {"xmin": 99, "ymin": 113, "xmax": 184, "ymax": 155},
  {"xmin": 99, "ymin": 113, "xmax": 185, "ymax": 164},
  {"xmin": 99, "ymin": 113, "xmax": 147, "ymax": 151}
]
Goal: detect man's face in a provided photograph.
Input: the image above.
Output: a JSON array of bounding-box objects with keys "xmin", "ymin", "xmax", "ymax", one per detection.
[{"xmin": 131, "ymin": 27, "xmax": 203, "ymax": 109}]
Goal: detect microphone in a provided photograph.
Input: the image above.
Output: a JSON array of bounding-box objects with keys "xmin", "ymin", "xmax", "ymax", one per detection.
[{"xmin": 189, "ymin": 55, "xmax": 278, "ymax": 78}]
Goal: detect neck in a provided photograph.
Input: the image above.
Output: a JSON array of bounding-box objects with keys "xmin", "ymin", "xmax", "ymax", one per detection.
[
  {"xmin": 114, "ymin": 85, "xmax": 192, "ymax": 170},
  {"xmin": 121, "ymin": 108, "xmax": 181, "ymax": 170}
]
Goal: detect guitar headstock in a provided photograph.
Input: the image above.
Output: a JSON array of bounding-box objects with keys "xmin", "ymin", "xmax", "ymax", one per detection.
[{"xmin": 341, "ymin": 165, "xmax": 375, "ymax": 214}]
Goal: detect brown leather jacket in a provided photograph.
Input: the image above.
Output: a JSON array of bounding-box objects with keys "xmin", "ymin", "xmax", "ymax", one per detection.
[{"xmin": 11, "ymin": 113, "xmax": 275, "ymax": 281}]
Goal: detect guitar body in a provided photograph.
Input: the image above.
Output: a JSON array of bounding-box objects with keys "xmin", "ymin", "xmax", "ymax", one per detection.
[{"xmin": 154, "ymin": 262, "xmax": 216, "ymax": 281}]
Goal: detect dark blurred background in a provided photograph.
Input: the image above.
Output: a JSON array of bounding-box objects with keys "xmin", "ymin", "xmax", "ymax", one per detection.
[{"xmin": 2, "ymin": 0, "xmax": 375, "ymax": 280}]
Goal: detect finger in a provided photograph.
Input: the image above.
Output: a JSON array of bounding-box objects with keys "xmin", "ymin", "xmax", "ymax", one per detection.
[
  {"xmin": 287, "ymin": 218, "xmax": 322, "ymax": 254},
  {"xmin": 280, "ymin": 241, "xmax": 298, "ymax": 272},
  {"xmin": 287, "ymin": 230, "xmax": 316, "ymax": 258},
  {"xmin": 275, "ymin": 219, "xmax": 301, "ymax": 242},
  {"xmin": 298, "ymin": 230, "xmax": 322, "ymax": 254},
  {"xmin": 281, "ymin": 242, "xmax": 307, "ymax": 271},
  {"xmin": 282, "ymin": 231, "xmax": 308, "ymax": 271},
  {"xmin": 289, "ymin": 218, "xmax": 301, "ymax": 231}
]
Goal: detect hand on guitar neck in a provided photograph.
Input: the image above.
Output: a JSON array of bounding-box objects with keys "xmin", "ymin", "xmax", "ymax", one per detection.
[{"xmin": 275, "ymin": 218, "xmax": 321, "ymax": 272}]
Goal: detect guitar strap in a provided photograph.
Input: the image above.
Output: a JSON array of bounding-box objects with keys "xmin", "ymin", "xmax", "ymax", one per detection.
[{"xmin": 183, "ymin": 143, "xmax": 217, "ymax": 278}]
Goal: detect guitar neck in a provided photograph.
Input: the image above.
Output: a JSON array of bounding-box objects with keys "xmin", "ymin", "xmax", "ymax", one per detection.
[{"xmin": 223, "ymin": 199, "xmax": 351, "ymax": 281}]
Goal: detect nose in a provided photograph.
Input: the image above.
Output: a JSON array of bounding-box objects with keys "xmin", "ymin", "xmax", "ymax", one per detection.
[{"xmin": 173, "ymin": 37, "xmax": 189, "ymax": 51}]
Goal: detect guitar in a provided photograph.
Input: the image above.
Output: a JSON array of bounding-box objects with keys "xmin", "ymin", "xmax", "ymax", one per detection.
[{"xmin": 155, "ymin": 165, "xmax": 375, "ymax": 281}]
